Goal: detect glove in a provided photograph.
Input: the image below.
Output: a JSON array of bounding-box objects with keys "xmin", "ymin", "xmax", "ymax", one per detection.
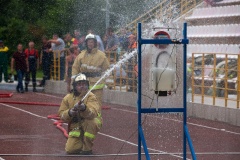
[
  {"xmin": 73, "ymin": 103, "xmax": 86, "ymax": 112},
  {"xmin": 79, "ymin": 103, "xmax": 86, "ymax": 111},
  {"xmin": 68, "ymin": 108, "xmax": 78, "ymax": 117}
]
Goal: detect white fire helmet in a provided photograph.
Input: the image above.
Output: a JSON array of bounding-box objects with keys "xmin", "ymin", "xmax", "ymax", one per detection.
[
  {"xmin": 85, "ymin": 33, "xmax": 97, "ymax": 49},
  {"xmin": 75, "ymin": 73, "xmax": 87, "ymax": 82},
  {"xmin": 73, "ymin": 73, "xmax": 89, "ymax": 87},
  {"xmin": 85, "ymin": 33, "xmax": 97, "ymax": 41}
]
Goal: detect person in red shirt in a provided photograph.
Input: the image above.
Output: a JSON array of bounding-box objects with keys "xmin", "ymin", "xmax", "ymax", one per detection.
[{"xmin": 25, "ymin": 41, "xmax": 39, "ymax": 92}]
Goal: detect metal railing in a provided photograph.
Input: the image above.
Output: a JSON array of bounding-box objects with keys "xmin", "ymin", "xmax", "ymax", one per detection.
[
  {"xmin": 51, "ymin": 51, "xmax": 63, "ymax": 81},
  {"xmin": 119, "ymin": 0, "xmax": 202, "ymax": 34},
  {"xmin": 105, "ymin": 51, "xmax": 137, "ymax": 92},
  {"xmin": 50, "ymin": 51, "xmax": 67, "ymax": 81},
  {"xmin": 190, "ymin": 53, "xmax": 240, "ymax": 108}
]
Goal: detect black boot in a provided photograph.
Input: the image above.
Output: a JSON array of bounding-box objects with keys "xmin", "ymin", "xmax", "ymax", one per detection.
[
  {"xmin": 25, "ymin": 83, "xmax": 28, "ymax": 92},
  {"xmin": 79, "ymin": 150, "xmax": 92, "ymax": 155},
  {"xmin": 33, "ymin": 82, "xmax": 37, "ymax": 92}
]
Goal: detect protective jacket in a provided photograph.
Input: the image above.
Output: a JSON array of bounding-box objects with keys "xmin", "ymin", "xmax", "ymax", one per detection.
[
  {"xmin": 58, "ymin": 92, "xmax": 102, "ymax": 131},
  {"xmin": 72, "ymin": 48, "xmax": 109, "ymax": 90}
]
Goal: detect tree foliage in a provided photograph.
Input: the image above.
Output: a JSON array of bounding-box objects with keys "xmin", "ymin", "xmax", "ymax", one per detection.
[{"xmin": 0, "ymin": 0, "xmax": 158, "ymax": 53}]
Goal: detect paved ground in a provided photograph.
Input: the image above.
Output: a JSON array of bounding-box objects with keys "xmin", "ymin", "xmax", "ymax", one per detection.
[{"xmin": 0, "ymin": 90, "xmax": 240, "ymax": 160}]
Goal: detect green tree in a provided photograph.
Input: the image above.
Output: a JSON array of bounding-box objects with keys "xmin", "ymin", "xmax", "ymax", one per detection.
[{"xmin": 0, "ymin": 0, "xmax": 159, "ymax": 53}]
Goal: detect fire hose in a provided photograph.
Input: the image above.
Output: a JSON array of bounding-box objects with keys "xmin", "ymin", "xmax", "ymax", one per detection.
[
  {"xmin": 0, "ymin": 93, "xmax": 13, "ymax": 98},
  {"xmin": 47, "ymin": 114, "xmax": 69, "ymax": 138}
]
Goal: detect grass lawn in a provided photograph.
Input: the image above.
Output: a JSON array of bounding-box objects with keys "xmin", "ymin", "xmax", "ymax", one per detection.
[{"xmin": 8, "ymin": 66, "xmax": 43, "ymax": 79}]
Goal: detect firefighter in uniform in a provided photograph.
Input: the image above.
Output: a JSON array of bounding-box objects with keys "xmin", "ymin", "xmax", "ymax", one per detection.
[
  {"xmin": 72, "ymin": 34, "xmax": 110, "ymax": 107},
  {"xmin": 58, "ymin": 73, "xmax": 102, "ymax": 155}
]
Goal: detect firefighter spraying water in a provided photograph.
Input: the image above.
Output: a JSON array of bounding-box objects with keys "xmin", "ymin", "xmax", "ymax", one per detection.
[
  {"xmin": 58, "ymin": 73, "xmax": 102, "ymax": 155},
  {"xmin": 58, "ymin": 48, "xmax": 136, "ymax": 154}
]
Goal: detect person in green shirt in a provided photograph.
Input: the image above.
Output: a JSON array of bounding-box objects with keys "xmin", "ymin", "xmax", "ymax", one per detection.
[{"xmin": 0, "ymin": 40, "xmax": 9, "ymax": 83}]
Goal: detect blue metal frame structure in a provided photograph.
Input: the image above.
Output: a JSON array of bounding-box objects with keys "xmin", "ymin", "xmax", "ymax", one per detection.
[{"xmin": 137, "ymin": 22, "xmax": 197, "ymax": 160}]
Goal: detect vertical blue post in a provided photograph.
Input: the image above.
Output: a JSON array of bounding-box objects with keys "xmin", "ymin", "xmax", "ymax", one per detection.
[
  {"xmin": 183, "ymin": 22, "xmax": 188, "ymax": 160},
  {"xmin": 137, "ymin": 23, "xmax": 142, "ymax": 160}
]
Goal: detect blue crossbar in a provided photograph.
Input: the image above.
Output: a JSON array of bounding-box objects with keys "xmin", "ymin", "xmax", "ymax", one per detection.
[
  {"xmin": 141, "ymin": 108, "xmax": 184, "ymax": 113},
  {"xmin": 139, "ymin": 39, "xmax": 189, "ymax": 45}
]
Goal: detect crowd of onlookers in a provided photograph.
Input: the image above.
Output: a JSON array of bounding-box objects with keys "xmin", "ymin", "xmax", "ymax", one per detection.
[{"xmin": 0, "ymin": 27, "xmax": 138, "ymax": 93}]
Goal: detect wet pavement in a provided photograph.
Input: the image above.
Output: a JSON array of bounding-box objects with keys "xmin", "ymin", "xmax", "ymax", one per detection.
[{"xmin": 0, "ymin": 90, "xmax": 240, "ymax": 160}]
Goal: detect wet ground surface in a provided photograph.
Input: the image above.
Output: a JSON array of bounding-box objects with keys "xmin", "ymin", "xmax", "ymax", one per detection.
[{"xmin": 0, "ymin": 90, "xmax": 240, "ymax": 160}]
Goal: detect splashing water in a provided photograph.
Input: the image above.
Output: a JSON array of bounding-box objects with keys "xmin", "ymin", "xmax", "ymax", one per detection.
[{"xmin": 81, "ymin": 49, "xmax": 137, "ymax": 102}]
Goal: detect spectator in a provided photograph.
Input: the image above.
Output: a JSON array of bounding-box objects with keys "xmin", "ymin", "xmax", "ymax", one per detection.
[
  {"xmin": 105, "ymin": 27, "xmax": 119, "ymax": 52},
  {"xmin": 25, "ymin": 41, "xmax": 39, "ymax": 92},
  {"xmin": 48, "ymin": 34, "xmax": 65, "ymax": 80},
  {"xmin": 118, "ymin": 27, "xmax": 131, "ymax": 51},
  {"xmin": 65, "ymin": 46, "xmax": 78, "ymax": 93},
  {"xmin": 74, "ymin": 29, "xmax": 85, "ymax": 51},
  {"xmin": 0, "ymin": 40, "xmax": 9, "ymax": 83},
  {"xmin": 39, "ymin": 36, "xmax": 52, "ymax": 87},
  {"xmin": 87, "ymin": 29, "xmax": 105, "ymax": 52},
  {"xmin": 126, "ymin": 34, "xmax": 137, "ymax": 92},
  {"xmin": 102, "ymin": 34, "xmax": 108, "ymax": 50},
  {"xmin": 64, "ymin": 33, "xmax": 78, "ymax": 49},
  {"xmin": 105, "ymin": 27, "xmax": 119, "ymax": 63},
  {"xmin": 11, "ymin": 43, "xmax": 27, "ymax": 93},
  {"xmin": 128, "ymin": 34, "xmax": 137, "ymax": 49}
]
